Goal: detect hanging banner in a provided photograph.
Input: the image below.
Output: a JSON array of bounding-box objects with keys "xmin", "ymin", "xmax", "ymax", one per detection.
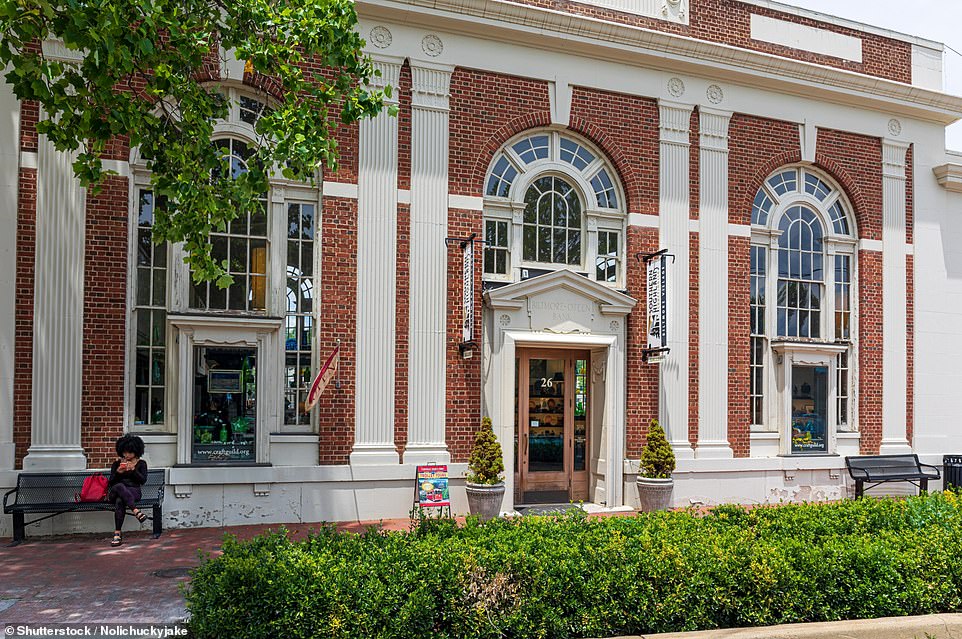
[
  {"xmin": 415, "ymin": 465, "xmax": 451, "ymax": 507},
  {"xmin": 304, "ymin": 343, "xmax": 340, "ymax": 412},
  {"xmin": 646, "ymin": 254, "xmax": 668, "ymax": 351},
  {"xmin": 462, "ymin": 239, "xmax": 474, "ymax": 343}
]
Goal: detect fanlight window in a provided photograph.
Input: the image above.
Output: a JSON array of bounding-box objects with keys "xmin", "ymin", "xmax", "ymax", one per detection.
[{"xmin": 482, "ymin": 130, "xmax": 625, "ymax": 285}]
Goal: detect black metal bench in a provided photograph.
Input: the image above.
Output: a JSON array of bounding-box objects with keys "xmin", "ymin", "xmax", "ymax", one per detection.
[
  {"xmin": 3, "ymin": 469, "xmax": 165, "ymax": 545},
  {"xmin": 845, "ymin": 454, "xmax": 940, "ymax": 499}
]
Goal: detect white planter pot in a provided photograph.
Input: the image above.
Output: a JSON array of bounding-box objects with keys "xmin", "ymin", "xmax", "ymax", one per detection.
[
  {"xmin": 636, "ymin": 476, "xmax": 674, "ymax": 512},
  {"xmin": 465, "ymin": 482, "xmax": 506, "ymax": 521}
]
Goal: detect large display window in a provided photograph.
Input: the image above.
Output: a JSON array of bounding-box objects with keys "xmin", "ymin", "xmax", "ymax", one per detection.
[{"xmin": 192, "ymin": 346, "xmax": 257, "ymax": 463}]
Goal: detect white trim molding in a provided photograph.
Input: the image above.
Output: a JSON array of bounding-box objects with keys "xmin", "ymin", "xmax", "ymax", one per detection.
[{"xmin": 933, "ymin": 162, "xmax": 962, "ymax": 193}]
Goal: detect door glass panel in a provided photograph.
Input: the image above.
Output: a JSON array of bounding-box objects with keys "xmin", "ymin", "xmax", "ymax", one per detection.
[
  {"xmin": 192, "ymin": 346, "xmax": 257, "ymax": 463},
  {"xmin": 791, "ymin": 365, "xmax": 827, "ymax": 454},
  {"xmin": 528, "ymin": 358, "xmax": 565, "ymax": 473},
  {"xmin": 574, "ymin": 359, "xmax": 587, "ymax": 472}
]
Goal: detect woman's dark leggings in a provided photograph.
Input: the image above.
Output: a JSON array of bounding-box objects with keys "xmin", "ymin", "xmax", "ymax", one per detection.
[{"xmin": 108, "ymin": 484, "xmax": 142, "ymax": 530}]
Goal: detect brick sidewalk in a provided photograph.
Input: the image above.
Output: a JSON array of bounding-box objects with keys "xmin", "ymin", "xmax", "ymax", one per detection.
[{"xmin": 0, "ymin": 519, "xmax": 414, "ymax": 625}]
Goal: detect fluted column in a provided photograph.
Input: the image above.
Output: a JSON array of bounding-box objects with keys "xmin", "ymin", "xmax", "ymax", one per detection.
[
  {"xmin": 404, "ymin": 62, "xmax": 453, "ymax": 465},
  {"xmin": 880, "ymin": 140, "xmax": 911, "ymax": 454},
  {"xmin": 23, "ymin": 134, "xmax": 87, "ymax": 470},
  {"xmin": 696, "ymin": 108, "xmax": 733, "ymax": 458},
  {"xmin": 0, "ymin": 76, "xmax": 18, "ymax": 469},
  {"xmin": 658, "ymin": 101, "xmax": 694, "ymax": 459},
  {"xmin": 351, "ymin": 57, "xmax": 402, "ymax": 465}
]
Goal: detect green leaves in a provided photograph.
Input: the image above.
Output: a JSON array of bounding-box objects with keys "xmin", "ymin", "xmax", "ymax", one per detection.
[{"xmin": 0, "ymin": 0, "xmax": 391, "ymax": 283}]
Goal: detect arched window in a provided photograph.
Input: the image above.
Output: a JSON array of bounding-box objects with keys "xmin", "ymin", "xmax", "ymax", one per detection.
[
  {"xmin": 749, "ymin": 167, "xmax": 857, "ymax": 453},
  {"xmin": 522, "ymin": 176, "xmax": 582, "ymax": 265},
  {"xmin": 482, "ymin": 130, "xmax": 625, "ymax": 286},
  {"xmin": 128, "ymin": 86, "xmax": 320, "ymax": 450},
  {"xmin": 189, "ymin": 137, "xmax": 269, "ymax": 313}
]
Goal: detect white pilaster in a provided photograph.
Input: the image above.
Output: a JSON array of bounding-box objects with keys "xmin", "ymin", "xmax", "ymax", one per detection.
[
  {"xmin": 658, "ymin": 100, "xmax": 694, "ymax": 459},
  {"xmin": 880, "ymin": 140, "xmax": 912, "ymax": 454},
  {"xmin": 0, "ymin": 75, "xmax": 19, "ymax": 469},
  {"xmin": 404, "ymin": 61, "xmax": 453, "ymax": 465},
  {"xmin": 24, "ymin": 134, "xmax": 87, "ymax": 470},
  {"xmin": 696, "ymin": 108, "xmax": 734, "ymax": 459},
  {"xmin": 352, "ymin": 57, "xmax": 402, "ymax": 465}
]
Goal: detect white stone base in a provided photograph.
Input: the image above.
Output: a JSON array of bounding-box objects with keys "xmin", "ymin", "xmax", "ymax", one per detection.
[
  {"xmin": 402, "ymin": 445, "xmax": 451, "ymax": 466},
  {"xmin": 879, "ymin": 439, "xmax": 913, "ymax": 455},
  {"xmin": 694, "ymin": 442, "xmax": 734, "ymax": 459},
  {"xmin": 22, "ymin": 445, "xmax": 87, "ymax": 471},
  {"xmin": 349, "ymin": 445, "xmax": 400, "ymax": 466}
]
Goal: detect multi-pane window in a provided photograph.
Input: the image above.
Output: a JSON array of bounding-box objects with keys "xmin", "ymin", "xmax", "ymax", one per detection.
[
  {"xmin": 835, "ymin": 255, "xmax": 852, "ymax": 340},
  {"xmin": 776, "ymin": 206, "xmax": 824, "ymax": 339},
  {"xmin": 590, "ymin": 169, "xmax": 618, "ymax": 209},
  {"xmin": 512, "ymin": 135, "xmax": 549, "ymax": 164},
  {"xmin": 285, "ymin": 203, "xmax": 315, "ymax": 427},
  {"xmin": 750, "ymin": 246, "xmax": 766, "ymax": 427},
  {"xmin": 596, "ymin": 231, "xmax": 619, "ymax": 282},
  {"xmin": 486, "ymin": 155, "xmax": 518, "ymax": 198},
  {"xmin": 190, "ymin": 139, "xmax": 268, "ymax": 312},
  {"xmin": 837, "ymin": 351, "xmax": 850, "ymax": 429},
  {"xmin": 522, "ymin": 176, "xmax": 582, "ymax": 265},
  {"xmin": 133, "ymin": 190, "xmax": 167, "ymax": 426},
  {"xmin": 483, "ymin": 219, "xmax": 509, "ymax": 275}
]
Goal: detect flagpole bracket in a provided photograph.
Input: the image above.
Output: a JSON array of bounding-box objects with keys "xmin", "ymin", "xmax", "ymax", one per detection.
[
  {"xmin": 635, "ymin": 248, "xmax": 674, "ymax": 264},
  {"xmin": 445, "ymin": 233, "xmax": 485, "ymax": 248},
  {"xmin": 458, "ymin": 341, "xmax": 478, "ymax": 360}
]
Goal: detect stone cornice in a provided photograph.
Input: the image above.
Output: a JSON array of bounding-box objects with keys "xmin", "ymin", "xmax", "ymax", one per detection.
[
  {"xmin": 933, "ymin": 162, "xmax": 962, "ymax": 193},
  {"xmin": 356, "ymin": 0, "xmax": 962, "ymax": 125}
]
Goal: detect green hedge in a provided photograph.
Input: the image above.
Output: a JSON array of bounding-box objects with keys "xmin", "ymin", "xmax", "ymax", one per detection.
[{"xmin": 185, "ymin": 493, "xmax": 962, "ymax": 638}]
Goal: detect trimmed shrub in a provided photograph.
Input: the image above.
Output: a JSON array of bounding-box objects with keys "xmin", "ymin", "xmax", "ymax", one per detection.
[
  {"xmin": 640, "ymin": 419, "xmax": 675, "ymax": 479},
  {"xmin": 466, "ymin": 416, "xmax": 504, "ymax": 485},
  {"xmin": 186, "ymin": 493, "xmax": 962, "ymax": 639}
]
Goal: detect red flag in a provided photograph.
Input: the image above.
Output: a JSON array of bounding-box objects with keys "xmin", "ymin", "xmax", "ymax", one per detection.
[{"xmin": 304, "ymin": 344, "xmax": 339, "ymax": 411}]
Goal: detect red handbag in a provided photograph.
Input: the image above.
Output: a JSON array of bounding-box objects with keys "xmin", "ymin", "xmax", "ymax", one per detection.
[{"xmin": 76, "ymin": 473, "xmax": 109, "ymax": 502}]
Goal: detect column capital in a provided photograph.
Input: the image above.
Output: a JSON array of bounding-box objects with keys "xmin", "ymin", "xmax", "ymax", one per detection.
[
  {"xmin": 368, "ymin": 55, "xmax": 404, "ymax": 104},
  {"xmin": 658, "ymin": 100, "xmax": 694, "ymax": 145},
  {"xmin": 699, "ymin": 108, "xmax": 732, "ymax": 152},
  {"xmin": 882, "ymin": 139, "xmax": 910, "ymax": 180},
  {"xmin": 410, "ymin": 61, "xmax": 454, "ymax": 112}
]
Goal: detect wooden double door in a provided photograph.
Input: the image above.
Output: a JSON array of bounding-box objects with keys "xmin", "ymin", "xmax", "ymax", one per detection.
[{"xmin": 515, "ymin": 349, "xmax": 590, "ymax": 504}]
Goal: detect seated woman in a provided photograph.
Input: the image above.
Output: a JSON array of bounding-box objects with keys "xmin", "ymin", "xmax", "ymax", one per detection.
[{"xmin": 107, "ymin": 434, "xmax": 148, "ymax": 547}]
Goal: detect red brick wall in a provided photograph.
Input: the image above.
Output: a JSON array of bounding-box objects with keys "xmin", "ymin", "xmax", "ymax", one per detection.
[
  {"xmin": 316, "ymin": 197, "xmax": 357, "ymax": 464},
  {"xmin": 689, "ymin": 232, "xmax": 699, "ymax": 448},
  {"xmin": 449, "ymin": 68, "xmax": 551, "ymax": 197},
  {"xmin": 816, "ymin": 129, "xmax": 882, "ymax": 241},
  {"xmin": 727, "ymin": 236, "xmax": 751, "ymax": 458},
  {"xmin": 394, "ymin": 202, "xmax": 410, "ymax": 458},
  {"xmin": 82, "ymin": 175, "xmax": 128, "ymax": 467},
  {"xmin": 445, "ymin": 209, "xmax": 483, "ymax": 462},
  {"xmin": 397, "ymin": 63, "xmax": 412, "ymax": 191},
  {"xmin": 728, "ymin": 114, "xmax": 800, "ymax": 225},
  {"xmin": 625, "ymin": 226, "xmax": 660, "ymax": 458},
  {"xmin": 569, "ymin": 87, "xmax": 660, "ymax": 215},
  {"xmin": 858, "ymin": 249, "xmax": 883, "ymax": 455},
  {"xmin": 13, "ymin": 167, "xmax": 36, "ymax": 469},
  {"xmin": 507, "ymin": 0, "xmax": 910, "ymax": 83}
]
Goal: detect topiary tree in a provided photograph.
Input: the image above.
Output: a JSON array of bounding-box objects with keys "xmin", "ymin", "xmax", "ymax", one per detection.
[
  {"xmin": 640, "ymin": 419, "xmax": 675, "ymax": 479},
  {"xmin": 467, "ymin": 417, "xmax": 505, "ymax": 485}
]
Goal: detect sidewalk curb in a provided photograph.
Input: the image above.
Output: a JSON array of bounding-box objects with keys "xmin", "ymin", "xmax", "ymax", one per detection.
[{"xmin": 617, "ymin": 613, "xmax": 962, "ymax": 639}]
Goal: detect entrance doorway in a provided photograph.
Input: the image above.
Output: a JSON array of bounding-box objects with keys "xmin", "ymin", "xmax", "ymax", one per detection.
[{"xmin": 515, "ymin": 349, "xmax": 589, "ymax": 504}]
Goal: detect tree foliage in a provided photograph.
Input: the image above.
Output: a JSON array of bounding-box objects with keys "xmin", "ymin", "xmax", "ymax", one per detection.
[{"xmin": 0, "ymin": 0, "xmax": 392, "ymax": 283}]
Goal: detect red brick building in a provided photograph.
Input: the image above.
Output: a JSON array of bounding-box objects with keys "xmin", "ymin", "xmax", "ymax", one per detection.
[{"xmin": 3, "ymin": 0, "xmax": 962, "ymax": 532}]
